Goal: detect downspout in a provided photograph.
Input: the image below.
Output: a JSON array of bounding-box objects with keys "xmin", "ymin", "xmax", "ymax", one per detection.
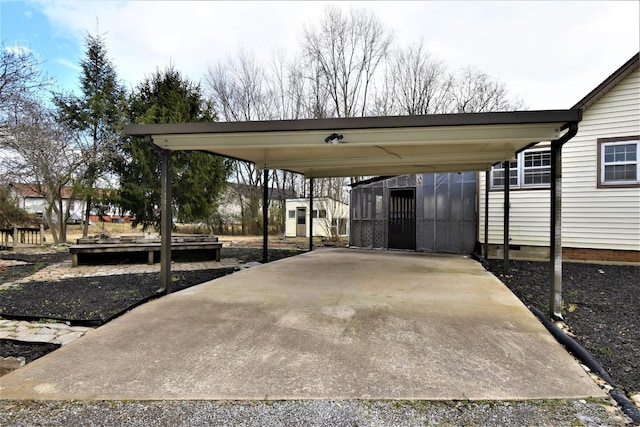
[{"xmin": 549, "ymin": 122, "xmax": 579, "ymax": 320}]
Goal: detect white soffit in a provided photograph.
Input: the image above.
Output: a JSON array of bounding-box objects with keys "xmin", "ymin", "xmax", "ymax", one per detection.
[{"xmin": 125, "ymin": 111, "xmax": 581, "ymax": 178}]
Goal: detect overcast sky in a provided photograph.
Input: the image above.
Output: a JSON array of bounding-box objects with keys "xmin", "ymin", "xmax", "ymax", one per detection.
[{"xmin": 2, "ymin": 0, "xmax": 639, "ymax": 110}]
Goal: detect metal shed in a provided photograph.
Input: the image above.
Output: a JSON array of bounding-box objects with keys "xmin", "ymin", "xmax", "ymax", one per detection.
[{"xmin": 350, "ymin": 172, "xmax": 477, "ymax": 254}]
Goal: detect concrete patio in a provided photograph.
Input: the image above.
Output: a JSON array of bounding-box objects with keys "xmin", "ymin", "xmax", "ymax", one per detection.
[{"xmin": 0, "ymin": 249, "xmax": 603, "ymax": 400}]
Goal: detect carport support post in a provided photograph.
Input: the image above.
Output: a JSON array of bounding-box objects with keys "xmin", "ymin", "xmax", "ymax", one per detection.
[
  {"xmin": 263, "ymin": 168, "xmax": 269, "ymax": 264},
  {"xmin": 503, "ymin": 161, "xmax": 510, "ymax": 275},
  {"xmin": 484, "ymin": 170, "xmax": 489, "ymax": 258},
  {"xmin": 309, "ymin": 178, "xmax": 314, "ymax": 251},
  {"xmin": 160, "ymin": 148, "xmax": 172, "ymax": 295},
  {"xmin": 550, "ymin": 141, "xmax": 563, "ymax": 319}
]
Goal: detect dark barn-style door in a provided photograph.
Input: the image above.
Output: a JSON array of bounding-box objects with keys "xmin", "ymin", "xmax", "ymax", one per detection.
[{"xmin": 388, "ymin": 189, "xmax": 416, "ymax": 250}]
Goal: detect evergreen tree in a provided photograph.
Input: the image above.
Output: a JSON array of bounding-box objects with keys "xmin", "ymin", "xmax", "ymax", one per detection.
[
  {"xmin": 118, "ymin": 65, "xmax": 232, "ymax": 231},
  {"xmin": 54, "ymin": 32, "xmax": 127, "ymax": 236}
]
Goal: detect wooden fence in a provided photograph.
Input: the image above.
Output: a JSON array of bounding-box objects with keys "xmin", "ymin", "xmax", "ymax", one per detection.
[{"xmin": 0, "ymin": 226, "xmax": 45, "ymax": 250}]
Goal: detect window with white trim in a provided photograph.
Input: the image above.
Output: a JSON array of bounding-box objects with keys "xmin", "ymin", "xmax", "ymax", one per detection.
[
  {"xmin": 490, "ymin": 148, "xmax": 551, "ymax": 190},
  {"xmin": 599, "ymin": 138, "xmax": 639, "ymax": 186}
]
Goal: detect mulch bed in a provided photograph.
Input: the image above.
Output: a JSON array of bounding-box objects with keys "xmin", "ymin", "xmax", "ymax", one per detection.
[
  {"xmin": 484, "ymin": 258, "xmax": 639, "ymax": 395},
  {"xmin": 0, "ymin": 268, "xmax": 239, "ymax": 325},
  {"xmin": 0, "ymin": 340, "xmax": 60, "ymax": 364}
]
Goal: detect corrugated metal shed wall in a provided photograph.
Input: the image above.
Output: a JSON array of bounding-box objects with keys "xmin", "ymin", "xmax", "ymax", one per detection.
[{"xmin": 350, "ymin": 173, "xmax": 478, "ymax": 254}]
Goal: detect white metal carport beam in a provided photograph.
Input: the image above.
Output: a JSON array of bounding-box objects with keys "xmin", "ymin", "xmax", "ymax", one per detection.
[
  {"xmin": 261, "ymin": 151, "xmax": 517, "ymax": 171},
  {"xmin": 300, "ymin": 163, "xmax": 500, "ymax": 178}
]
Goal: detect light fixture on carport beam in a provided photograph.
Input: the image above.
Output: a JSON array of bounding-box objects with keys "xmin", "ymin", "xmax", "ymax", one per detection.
[{"xmin": 324, "ymin": 133, "xmax": 344, "ymax": 145}]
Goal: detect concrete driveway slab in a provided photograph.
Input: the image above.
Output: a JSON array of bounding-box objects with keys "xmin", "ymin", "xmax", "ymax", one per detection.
[{"xmin": 0, "ymin": 249, "xmax": 604, "ymax": 400}]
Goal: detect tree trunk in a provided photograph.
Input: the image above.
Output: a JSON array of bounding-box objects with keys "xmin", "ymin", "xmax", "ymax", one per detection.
[
  {"xmin": 45, "ymin": 206, "xmax": 59, "ymax": 244},
  {"xmin": 82, "ymin": 193, "xmax": 92, "ymax": 238}
]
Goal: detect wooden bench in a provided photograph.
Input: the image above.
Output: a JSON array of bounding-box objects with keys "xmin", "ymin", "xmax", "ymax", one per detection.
[{"xmin": 69, "ymin": 238, "xmax": 222, "ymax": 267}]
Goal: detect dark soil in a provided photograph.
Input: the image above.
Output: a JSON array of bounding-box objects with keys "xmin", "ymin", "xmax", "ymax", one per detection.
[
  {"xmin": 484, "ymin": 259, "xmax": 639, "ymax": 395},
  {"xmin": 0, "ymin": 268, "xmax": 239, "ymax": 324},
  {"xmin": 0, "ymin": 339, "xmax": 60, "ymax": 364}
]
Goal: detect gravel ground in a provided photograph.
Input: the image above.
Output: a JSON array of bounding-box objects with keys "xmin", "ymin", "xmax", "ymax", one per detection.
[
  {"xmin": 0, "ymin": 399, "xmax": 632, "ymax": 426},
  {"xmin": 1, "ymin": 248, "xmax": 638, "ymax": 426}
]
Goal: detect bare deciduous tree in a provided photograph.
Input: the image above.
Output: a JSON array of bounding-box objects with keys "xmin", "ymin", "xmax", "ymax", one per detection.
[
  {"xmin": 204, "ymin": 5, "xmax": 524, "ymax": 234},
  {"xmin": 449, "ymin": 66, "xmax": 524, "ymax": 113},
  {"xmin": 205, "ymin": 51, "xmax": 307, "ymax": 234},
  {"xmin": 0, "ymin": 43, "xmax": 80, "ymax": 242},
  {"xmin": 0, "ymin": 43, "xmax": 51, "ymax": 114},
  {"xmin": 376, "ymin": 42, "xmax": 452, "ymax": 115},
  {"xmin": 301, "ymin": 6, "xmax": 394, "ymax": 118},
  {"xmin": 1, "ymin": 100, "xmax": 83, "ymax": 243}
]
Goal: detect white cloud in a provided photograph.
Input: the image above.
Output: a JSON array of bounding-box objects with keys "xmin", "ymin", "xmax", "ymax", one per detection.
[
  {"xmin": 35, "ymin": 0, "xmax": 639, "ymax": 109},
  {"xmin": 3, "ymin": 45, "xmax": 34, "ymax": 55},
  {"xmin": 53, "ymin": 57, "xmax": 82, "ymax": 71}
]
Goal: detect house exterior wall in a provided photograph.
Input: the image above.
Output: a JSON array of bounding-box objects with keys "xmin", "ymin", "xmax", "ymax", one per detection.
[
  {"xmin": 479, "ymin": 66, "xmax": 640, "ymax": 261},
  {"xmin": 14, "ymin": 195, "xmax": 85, "ymax": 219},
  {"xmin": 563, "ymin": 67, "xmax": 639, "ymax": 253},
  {"xmin": 18, "ymin": 196, "xmax": 48, "ymax": 215},
  {"xmin": 284, "ymin": 198, "xmax": 349, "ymax": 238}
]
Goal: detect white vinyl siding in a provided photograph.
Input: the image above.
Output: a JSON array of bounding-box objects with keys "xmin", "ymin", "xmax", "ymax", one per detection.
[
  {"xmin": 563, "ymin": 67, "xmax": 639, "ymax": 251},
  {"xmin": 479, "ymin": 66, "xmax": 640, "ymax": 252}
]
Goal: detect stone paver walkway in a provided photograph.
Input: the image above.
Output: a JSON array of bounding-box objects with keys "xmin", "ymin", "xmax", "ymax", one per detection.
[
  {"xmin": 0, "ymin": 319, "xmax": 93, "ymax": 346},
  {"xmin": 1, "ymin": 257, "xmax": 241, "ymax": 347}
]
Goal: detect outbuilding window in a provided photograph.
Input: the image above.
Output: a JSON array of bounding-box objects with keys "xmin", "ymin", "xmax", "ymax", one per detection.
[
  {"xmin": 312, "ymin": 209, "xmax": 327, "ymax": 219},
  {"xmin": 598, "ymin": 137, "xmax": 640, "ymax": 187}
]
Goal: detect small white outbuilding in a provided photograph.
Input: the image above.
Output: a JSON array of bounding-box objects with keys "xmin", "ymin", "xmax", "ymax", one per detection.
[{"xmin": 284, "ymin": 198, "xmax": 349, "ymax": 238}]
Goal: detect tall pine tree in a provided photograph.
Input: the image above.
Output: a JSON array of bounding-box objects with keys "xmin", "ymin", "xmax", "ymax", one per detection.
[
  {"xmin": 54, "ymin": 32, "xmax": 127, "ymax": 236},
  {"xmin": 118, "ymin": 65, "xmax": 232, "ymax": 231}
]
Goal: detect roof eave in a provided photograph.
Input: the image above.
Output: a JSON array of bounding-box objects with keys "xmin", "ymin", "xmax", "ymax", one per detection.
[
  {"xmin": 124, "ymin": 110, "xmax": 581, "ymax": 137},
  {"xmin": 572, "ymin": 52, "xmax": 640, "ymax": 111}
]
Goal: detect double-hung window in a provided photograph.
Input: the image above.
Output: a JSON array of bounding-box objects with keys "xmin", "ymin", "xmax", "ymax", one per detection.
[
  {"xmin": 490, "ymin": 147, "xmax": 551, "ymax": 190},
  {"xmin": 599, "ymin": 137, "xmax": 640, "ymax": 187}
]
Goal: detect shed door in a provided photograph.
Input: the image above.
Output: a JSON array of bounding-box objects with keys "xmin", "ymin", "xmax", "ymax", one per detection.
[
  {"xmin": 388, "ymin": 189, "xmax": 416, "ymax": 250},
  {"xmin": 296, "ymin": 208, "xmax": 306, "ymax": 237}
]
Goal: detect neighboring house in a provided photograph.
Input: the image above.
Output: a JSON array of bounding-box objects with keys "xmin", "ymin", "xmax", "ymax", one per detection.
[
  {"xmin": 8, "ymin": 183, "xmax": 127, "ymax": 224},
  {"xmin": 284, "ymin": 197, "xmax": 349, "ymax": 238},
  {"xmin": 480, "ymin": 52, "xmax": 639, "ymax": 262},
  {"xmin": 349, "ymin": 173, "xmax": 478, "ymax": 253},
  {"xmin": 9, "ymin": 183, "xmax": 85, "ymax": 221},
  {"xmin": 217, "ymin": 182, "xmax": 297, "ymax": 234}
]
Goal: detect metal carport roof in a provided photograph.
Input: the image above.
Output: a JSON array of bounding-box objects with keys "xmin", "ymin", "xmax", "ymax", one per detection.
[
  {"xmin": 124, "ymin": 109, "xmax": 582, "ymax": 320},
  {"xmin": 125, "ymin": 110, "xmax": 580, "ymax": 178}
]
